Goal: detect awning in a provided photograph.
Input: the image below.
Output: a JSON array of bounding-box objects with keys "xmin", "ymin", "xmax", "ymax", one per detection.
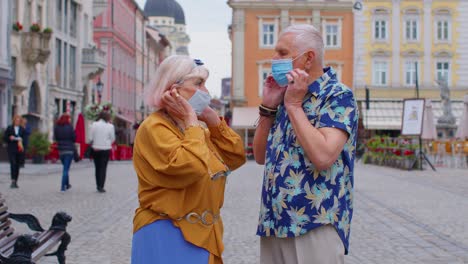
[
  {"xmin": 115, "ymin": 114, "xmax": 134, "ymax": 124},
  {"xmin": 231, "ymin": 107, "xmax": 258, "ymax": 129},
  {"xmin": 360, "ymin": 100, "xmax": 465, "ymax": 130}
]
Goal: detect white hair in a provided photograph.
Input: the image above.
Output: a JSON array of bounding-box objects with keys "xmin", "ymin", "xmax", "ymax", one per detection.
[
  {"xmin": 280, "ymin": 24, "xmax": 324, "ymax": 66},
  {"xmin": 144, "ymin": 55, "xmax": 209, "ymax": 110}
]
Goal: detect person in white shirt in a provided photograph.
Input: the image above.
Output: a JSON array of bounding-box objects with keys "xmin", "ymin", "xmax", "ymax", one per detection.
[{"xmin": 89, "ymin": 111, "xmax": 115, "ymax": 193}]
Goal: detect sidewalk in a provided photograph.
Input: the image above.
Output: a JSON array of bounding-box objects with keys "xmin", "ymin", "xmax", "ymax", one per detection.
[{"xmin": 0, "ymin": 160, "xmax": 132, "ymax": 176}]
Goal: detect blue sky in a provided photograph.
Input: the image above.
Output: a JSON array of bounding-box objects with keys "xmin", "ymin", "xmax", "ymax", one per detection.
[{"xmin": 135, "ymin": 0, "xmax": 232, "ymax": 98}]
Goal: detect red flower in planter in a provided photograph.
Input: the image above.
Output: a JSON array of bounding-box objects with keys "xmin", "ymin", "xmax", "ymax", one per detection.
[
  {"xmin": 393, "ymin": 149, "xmax": 401, "ymax": 156},
  {"xmin": 403, "ymin": 150, "xmax": 415, "ymax": 156},
  {"xmin": 12, "ymin": 21, "xmax": 23, "ymax": 31}
]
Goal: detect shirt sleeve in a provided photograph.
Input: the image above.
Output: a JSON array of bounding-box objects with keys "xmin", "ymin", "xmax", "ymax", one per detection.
[
  {"xmin": 318, "ymin": 89, "xmax": 358, "ymax": 137},
  {"xmin": 88, "ymin": 123, "xmax": 94, "ymax": 143},
  {"xmin": 208, "ymin": 119, "xmax": 246, "ymax": 171},
  {"xmin": 109, "ymin": 124, "xmax": 115, "ymax": 143},
  {"xmin": 134, "ymin": 121, "xmax": 211, "ymax": 189}
]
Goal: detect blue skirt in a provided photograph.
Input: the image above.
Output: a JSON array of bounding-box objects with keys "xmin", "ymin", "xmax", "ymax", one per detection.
[{"xmin": 131, "ymin": 220, "xmax": 209, "ymax": 264}]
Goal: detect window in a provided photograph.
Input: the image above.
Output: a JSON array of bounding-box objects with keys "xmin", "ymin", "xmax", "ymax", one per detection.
[
  {"xmin": 12, "ymin": 0, "xmax": 18, "ymax": 24},
  {"xmin": 437, "ymin": 20, "xmax": 450, "ymax": 41},
  {"xmin": 69, "ymin": 46, "xmax": 76, "ymax": 89},
  {"xmin": 56, "ymin": 0, "xmax": 62, "ymax": 31},
  {"xmin": 70, "ymin": 2, "xmax": 77, "ymax": 37},
  {"xmin": 258, "ymin": 67, "xmax": 271, "ymax": 97},
  {"xmin": 404, "ymin": 61, "xmax": 419, "ymax": 86},
  {"xmin": 64, "ymin": 44, "xmax": 68, "ymax": 88},
  {"xmin": 405, "ymin": 19, "xmax": 418, "ymax": 41},
  {"xmin": 372, "ymin": 61, "xmax": 388, "ymax": 86},
  {"xmin": 325, "ymin": 24, "xmax": 339, "ymax": 48},
  {"xmin": 37, "ymin": 4, "xmax": 43, "ymax": 26},
  {"xmin": 374, "ymin": 20, "xmax": 387, "ymax": 40},
  {"xmin": 24, "ymin": 1, "xmax": 31, "ymax": 29},
  {"xmin": 84, "ymin": 15, "xmax": 89, "ymax": 45},
  {"xmin": 436, "ymin": 62, "xmax": 450, "ymax": 84},
  {"xmin": 64, "ymin": 0, "xmax": 68, "ymax": 34},
  {"xmin": 261, "ymin": 23, "xmax": 276, "ymax": 47},
  {"xmin": 55, "ymin": 39, "xmax": 62, "ymax": 85},
  {"xmin": 11, "ymin": 57, "xmax": 17, "ymax": 82}
]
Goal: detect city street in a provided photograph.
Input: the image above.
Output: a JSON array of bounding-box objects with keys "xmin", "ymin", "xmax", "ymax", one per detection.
[{"xmin": 0, "ymin": 160, "xmax": 467, "ymax": 264}]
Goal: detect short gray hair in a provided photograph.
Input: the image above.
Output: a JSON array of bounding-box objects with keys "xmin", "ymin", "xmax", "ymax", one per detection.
[{"xmin": 281, "ymin": 24, "xmax": 324, "ymax": 66}]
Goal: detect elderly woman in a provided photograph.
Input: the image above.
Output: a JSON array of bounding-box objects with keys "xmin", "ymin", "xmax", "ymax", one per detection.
[{"xmin": 131, "ymin": 55, "xmax": 246, "ymax": 264}]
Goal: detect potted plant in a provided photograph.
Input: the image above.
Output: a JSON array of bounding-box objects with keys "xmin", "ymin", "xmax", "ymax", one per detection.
[
  {"xmin": 43, "ymin": 27, "xmax": 53, "ymax": 34},
  {"xmin": 12, "ymin": 21, "xmax": 23, "ymax": 32},
  {"xmin": 84, "ymin": 102, "xmax": 115, "ymax": 121},
  {"xmin": 30, "ymin": 23, "xmax": 41, "ymax": 33},
  {"xmin": 27, "ymin": 131, "xmax": 51, "ymax": 164}
]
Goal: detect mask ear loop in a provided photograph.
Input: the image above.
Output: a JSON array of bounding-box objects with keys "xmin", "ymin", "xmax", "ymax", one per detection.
[{"xmin": 292, "ymin": 50, "xmax": 309, "ymax": 62}]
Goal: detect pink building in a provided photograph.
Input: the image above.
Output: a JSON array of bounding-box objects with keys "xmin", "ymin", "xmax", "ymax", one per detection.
[{"xmin": 93, "ymin": 0, "xmax": 144, "ymax": 144}]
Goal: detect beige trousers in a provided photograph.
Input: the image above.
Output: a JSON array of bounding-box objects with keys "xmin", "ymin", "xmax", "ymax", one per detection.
[{"xmin": 260, "ymin": 225, "xmax": 345, "ymax": 264}]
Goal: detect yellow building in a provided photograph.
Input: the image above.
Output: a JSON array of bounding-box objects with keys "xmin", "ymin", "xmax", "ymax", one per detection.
[{"xmin": 354, "ymin": 0, "xmax": 467, "ymax": 136}]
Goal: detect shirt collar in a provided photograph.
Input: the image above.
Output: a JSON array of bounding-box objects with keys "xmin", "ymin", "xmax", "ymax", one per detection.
[{"xmin": 307, "ymin": 67, "xmax": 337, "ymax": 97}]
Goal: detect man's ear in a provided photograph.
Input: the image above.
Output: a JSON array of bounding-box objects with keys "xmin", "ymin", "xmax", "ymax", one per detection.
[{"xmin": 305, "ymin": 50, "xmax": 316, "ymax": 71}]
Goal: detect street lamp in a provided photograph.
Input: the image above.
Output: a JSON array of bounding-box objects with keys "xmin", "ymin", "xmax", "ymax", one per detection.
[
  {"xmin": 96, "ymin": 79, "xmax": 104, "ymax": 104},
  {"xmin": 139, "ymin": 101, "xmax": 145, "ymax": 121}
]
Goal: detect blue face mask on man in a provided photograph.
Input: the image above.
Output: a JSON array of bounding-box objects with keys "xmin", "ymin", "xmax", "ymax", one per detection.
[
  {"xmin": 188, "ymin": 89, "xmax": 211, "ymax": 115},
  {"xmin": 271, "ymin": 51, "xmax": 307, "ymax": 87}
]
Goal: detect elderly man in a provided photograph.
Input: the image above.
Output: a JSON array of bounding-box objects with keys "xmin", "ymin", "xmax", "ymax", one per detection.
[{"xmin": 253, "ymin": 24, "xmax": 358, "ymax": 264}]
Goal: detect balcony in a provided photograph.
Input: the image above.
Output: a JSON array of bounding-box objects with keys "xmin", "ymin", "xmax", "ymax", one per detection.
[
  {"xmin": 93, "ymin": 0, "xmax": 108, "ymax": 17},
  {"xmin": 82, "ymin": 47, "xmax": 106, "ymax": 80},
  {"xmin": 21, "ymin": 32, "xmax": 51, "ymax": 65}
]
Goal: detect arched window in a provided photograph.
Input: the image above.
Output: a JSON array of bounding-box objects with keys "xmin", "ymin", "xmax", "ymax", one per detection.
[{"xmin": 28, "ymin": 82, "xmax": 40, "ymax": 114}]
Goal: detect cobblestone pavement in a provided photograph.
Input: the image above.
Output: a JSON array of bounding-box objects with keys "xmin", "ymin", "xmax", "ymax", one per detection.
[{"xmin": 0, "ymin": 161, "xmax": 467, "ymax": 264}]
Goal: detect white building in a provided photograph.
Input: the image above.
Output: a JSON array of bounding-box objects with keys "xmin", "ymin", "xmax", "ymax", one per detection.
[
  {"xmin": 144, "ymin": 0, "xmax": 190, "ymax": 55},
  {"xmin": 0, "ymin": 1, "xmax": 12, "ymax": 128},
  {"xmin": 9, "ymin": 0, "xmax": 106, "ymax": 136},
  {"xmin": 47, "ymin": 0, "xmax": 106, "ymax": 135}
]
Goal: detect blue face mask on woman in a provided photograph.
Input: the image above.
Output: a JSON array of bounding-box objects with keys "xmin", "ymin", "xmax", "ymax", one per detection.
[
  {"xmin": 271, "ymin": 51, "xmax": 307, "ymax": 87},
  {"xmin": 188, "ymin": 89, "xmax": 211, "ymax": 115}
]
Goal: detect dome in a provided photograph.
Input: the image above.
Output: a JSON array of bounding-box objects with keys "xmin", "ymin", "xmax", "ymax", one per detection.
[
  {"xmin": 173, "ymin": 1, "xmax": 185, "ymax": 25},
  {"xmin": 144, "ymin": 0, "xmax": 186, "ymax": 25}
]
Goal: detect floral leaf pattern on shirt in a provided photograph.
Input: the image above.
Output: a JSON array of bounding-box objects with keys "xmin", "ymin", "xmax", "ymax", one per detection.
[{"xmin": 256, "ymin": 67, "xmax": 358, "ymax": 254}]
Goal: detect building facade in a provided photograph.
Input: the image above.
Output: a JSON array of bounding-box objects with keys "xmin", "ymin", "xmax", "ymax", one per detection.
[
  {"xmin": 0, "ymin": 0, "xmax": 12, "ymax": 129},
  {"xmin": 228, "ymin": 0, "xmax": 355, "ymax": 109},
  {"xmin": 354, "ymin": 0, "xmax": 468, "ymax": 133},
  {"xmin": 48, "ymin": 0, "xmax": 106, "ymax": 136},
  {"xmin": 10, "ymin": 0, "xmax": 53, "ymax": 132},
  {"xmin": 93, "ymin": 0, "xmax": 143, "ymax": 144},
  {"xmin": 144, "ymin": 0, "xmax": 190, "ymax": 55},
  {"xmin": 8, "ymin": 0, "xmax": 106, "ymax": 137},
  {"xmin": 143, "ymin": 26, "xmax": 171, "ymax": 117}
]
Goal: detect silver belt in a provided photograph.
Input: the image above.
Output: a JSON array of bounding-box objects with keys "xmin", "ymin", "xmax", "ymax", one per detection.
[{"xmin": 158, "ymin": 210, "xmax": 220, "ymax": 225}]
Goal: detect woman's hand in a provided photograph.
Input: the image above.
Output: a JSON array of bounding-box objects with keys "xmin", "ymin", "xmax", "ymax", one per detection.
[
  {"xmin": 198, "ymin": 107, "xmax": 221, "ymax": 127},
  {"xmin": 262, "ymin": 75, "xmax": 287, "ymax": 109},
  {"xmin": 161, "ymin": 88, "xmax": 198, "ymax": 127},
  {"xmin": 284, "ymin": 69, "xmax": 309, "ymax": 110}
]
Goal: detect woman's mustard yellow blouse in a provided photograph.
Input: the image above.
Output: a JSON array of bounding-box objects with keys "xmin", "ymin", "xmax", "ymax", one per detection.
[{"xmin": 132, "ymin": 111, "xmax": 246, "ymax": 263}]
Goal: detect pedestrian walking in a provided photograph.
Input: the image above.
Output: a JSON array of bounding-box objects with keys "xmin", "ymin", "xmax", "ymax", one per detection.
[
  {"xmin": 54, "ymin": 113, "xmax": 76, "ymax": 192},
  {"xmin": 131, "ymin": 55, "xmax": 246, "ymax": 264},
  {"xmin": 89, "ymin": 111, "xmax": 115, "ymax": 193},
  {"xmin": 3, "ymin": 115, "xmax": 25, "ymax": 188},
  {"xmin": 253, "ymin": 24, "xmax": 359, "ymax": 264}
]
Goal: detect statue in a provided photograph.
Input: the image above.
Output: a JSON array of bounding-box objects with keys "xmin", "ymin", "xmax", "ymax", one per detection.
[{"xmin": 436, "ymin": 79, "xmax": 456, "ymax": 125}]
